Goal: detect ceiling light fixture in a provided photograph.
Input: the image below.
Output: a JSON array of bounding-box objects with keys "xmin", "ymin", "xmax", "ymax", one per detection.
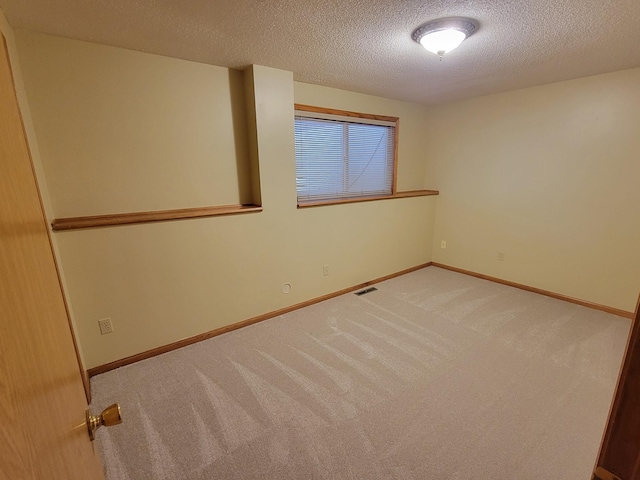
[{"xmin": 412, "ymin": 17, "xmax": 478, "ymax": 59}]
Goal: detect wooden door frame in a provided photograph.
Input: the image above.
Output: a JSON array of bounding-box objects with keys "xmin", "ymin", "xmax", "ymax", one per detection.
[{"xmin": 593, "ymin": 294, "xmax": 640, "ymax": 480}]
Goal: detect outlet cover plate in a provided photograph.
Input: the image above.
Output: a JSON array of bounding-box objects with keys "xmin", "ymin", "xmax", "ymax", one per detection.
[{"xmin": 98, "ymin": 318, "xmax": 114, "ymax": 335}]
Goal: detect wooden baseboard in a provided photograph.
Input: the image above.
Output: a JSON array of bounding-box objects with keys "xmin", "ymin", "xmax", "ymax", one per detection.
[
  {"xmin": 86, "ymin": 260, "xmax": 633, "ymax": 377},
  {"xmin": 87, "ymin": 262, "xmax": 433, "ymax": 377},
  {"xmin": 431, "ymin": 262, "xmax": 634, "ymax": 319}
]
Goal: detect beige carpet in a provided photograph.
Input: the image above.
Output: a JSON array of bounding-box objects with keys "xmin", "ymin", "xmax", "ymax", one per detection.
[{"xmin": 90, "ymin": 266, "xmax": 630, "ymax": 479}]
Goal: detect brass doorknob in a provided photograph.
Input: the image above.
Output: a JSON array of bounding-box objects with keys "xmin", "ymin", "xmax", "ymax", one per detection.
[{"xmin": 86, "ymin": 403, "xmax": 122, "ymax": 441}]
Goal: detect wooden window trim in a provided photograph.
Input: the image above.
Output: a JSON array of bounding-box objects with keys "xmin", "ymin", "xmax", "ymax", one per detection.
[
  {"xmin": 294, "ymin": 104, "xmax": 398, "ymax": 124},
  {"xmin": 297, "ymin": 189, "xmax": 439, "ymax": 208},
  {"xmin": 294, "ymin": 103, "xmax": 400, "ymax": 201},
  {"xmin": 51, "ymin": 204, "xmax": 262, "ymax": 231}
]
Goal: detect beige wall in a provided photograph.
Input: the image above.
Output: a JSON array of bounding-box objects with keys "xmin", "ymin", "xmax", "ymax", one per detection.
[
  {"xmin": 426, "ymin": 68, "xmax": 640, "ymax": 312},
  {"xmin": 15, "ymin": 26, "xmax": 637, "ymax": 370},
  {"xmin": 15, "ymin": 31, "xmax": 436, "ymax": 368},
  {"xmin": 16, "ymin": 31, "xmax": 253, "ymax": 217}
]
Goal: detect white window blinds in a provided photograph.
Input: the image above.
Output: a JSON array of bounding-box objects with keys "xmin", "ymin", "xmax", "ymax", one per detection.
[{"xmin": 294, "ymin": 109, "xmax": 397, "ymax": 204}]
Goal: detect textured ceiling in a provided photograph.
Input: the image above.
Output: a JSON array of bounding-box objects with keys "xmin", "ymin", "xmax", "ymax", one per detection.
[{"xmin": 1, "ymin": 0, "xmax": 639, "ymax": 105}]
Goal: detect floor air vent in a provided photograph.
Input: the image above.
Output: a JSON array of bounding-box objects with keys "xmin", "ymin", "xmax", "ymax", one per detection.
[{"xmin": 355, "ymin": 287, "xmax": 378, "ymax": 296}]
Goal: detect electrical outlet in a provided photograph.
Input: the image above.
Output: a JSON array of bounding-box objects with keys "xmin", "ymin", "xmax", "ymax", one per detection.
[
  {"xmin": 98, "ymin": 318, "xmax": 114, "ymax": 335},
  {"xmin": 441, "ymin": 240, "xmax": 447, "ymax": 249},
  {"xmin": 497, "ymin": 252, "xmax": 505, "ymax": 261},
  {"xmin": 323, "ymin": 264, "xmax": 329, "ymax": 276}
]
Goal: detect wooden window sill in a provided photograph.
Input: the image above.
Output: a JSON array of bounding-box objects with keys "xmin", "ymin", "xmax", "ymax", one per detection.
[
  {"xmin": 51, "ymin": 204, "xmax": 262, "ymax": 231},
  {"xmin": 297, "ymin": 189, "xmax": 439, "ymax": 208}
]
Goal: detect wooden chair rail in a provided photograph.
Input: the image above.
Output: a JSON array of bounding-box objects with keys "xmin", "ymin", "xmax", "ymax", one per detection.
[
  {"xmin": 298, "ymin": 189, "xmax": 439, "ymax": 208},
  {"xmin": 51, "ymin": 204, "xmax": 262, "ymax": 231}
]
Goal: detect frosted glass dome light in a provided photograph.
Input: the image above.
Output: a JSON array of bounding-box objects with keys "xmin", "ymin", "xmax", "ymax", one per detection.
[
  {"xmin": 412, "ymin": 18, "xmax": 478, "ymax": 58},
  {"xmin": 419, "ymin": 29, "xmax": 467, "ymax": 56}
]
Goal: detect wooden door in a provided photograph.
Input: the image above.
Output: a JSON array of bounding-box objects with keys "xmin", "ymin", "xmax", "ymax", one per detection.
[
  {"xmin": 0, "ymin": 34, "xmax": 105, "ymax": 480},
  {"xmin": 593, "ymin": 295, "xmax": 640, "ymax": 480}
]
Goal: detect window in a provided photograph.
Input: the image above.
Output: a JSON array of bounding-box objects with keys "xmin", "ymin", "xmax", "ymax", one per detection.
[{"xmin": 294, "ymin": 105, "xmax": 398, "ymax": 205}]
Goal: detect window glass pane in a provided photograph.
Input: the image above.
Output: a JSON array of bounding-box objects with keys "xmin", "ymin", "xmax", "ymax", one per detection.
[
  {"xmin": 346, "ymin": 123, "xmax": 392, "ymax": 195},
  {"xmin": 295, "ymin": 118, "xmax": 344, "ymax": 200},
  {"xmin": 294, "ymin": 110, "xmax": 396, "ymax": 203}
]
